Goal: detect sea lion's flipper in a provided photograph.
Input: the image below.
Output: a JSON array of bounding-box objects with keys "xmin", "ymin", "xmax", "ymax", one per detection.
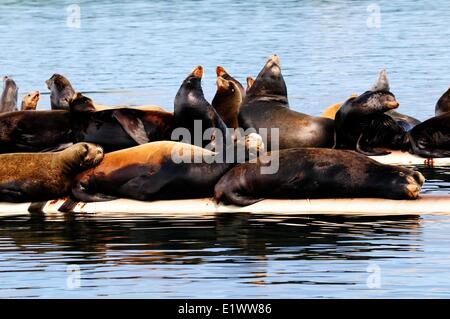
[
  {"xmin": 215, "ymin": 189, "xmax": 264, "ymax": 207},
  {"xmin": 112, "ymin": 110, "xmax": 149, "ymax": 144},
  {"xmin": 370, "ymin": 69, "xmax": 390, "ymax": 92},
  {"xmin": 72, "ymin": 182, "xmax": 117, "ymax": 202},
  {"xmin": 58, "ymin": 198, "xmax": 79, "ymax": 212},
  {"xmin": 356, "ymin": 134, "xmax": 391, "ymax": 156}
]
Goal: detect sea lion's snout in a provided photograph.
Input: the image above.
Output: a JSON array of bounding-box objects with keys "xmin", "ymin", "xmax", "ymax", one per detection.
[
  {"xmin": 269, "ymin": 54, "xmax": 280, "ymax": 65},
  {"xmin": 79, "ymin": 143, "xmax": 104, "ymax": 168},
  {"xmin": 404, "ymin": 172, "xmax": 425, "ymax": 199},
  {"xmin": 385, "ymin": 100, "xmax": 400, "ymax": 109},
  {"xmin": 192, "ymin": 66, "xmax": 203, "ymax": 79},
  {"xmin": 216, "ymin": 66, "xmax": 226, "ymax": 77}
]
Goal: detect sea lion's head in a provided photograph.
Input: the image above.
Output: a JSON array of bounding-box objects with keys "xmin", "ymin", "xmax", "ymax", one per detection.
[
  {"xmin": 182, "ymin": 65, "xmax": 203, "ymax": 90},
  {"xmin": 1, "ymin": 76, "xmax": 18, "ymax": 112},
  {"xmin": 46, "ymin": 74, "xmax": 76, "ymax": 110},
  {"xmin": 46, "ymin": 74, "xmax": 73, "ymax": 91},
  {"xmin": 215, "ymin": 76, "xmax": 242, "ymax": 102},
  {"xmin": 381, "ymin": 166, "xmax": 425, "ymax": 199},
  {"xmin": 216, "ymin": 66, "xmax": 245, "ymax": 99},
  {"xmin": 233, "ymin": 133, "xmax": 265, "ymax": 161},
  {"xmin": 435, "ymin": 86, "xmax": 450, "ymax": 116},
  {"xmin": 72, "ymin": 142, "xmax": 104, "ymax": 169},
  {"xmin": 247, "ymin": 54, "xmax": 287, "ymax": 100},
  {"xmin": 69, "ymin": 92, "xmax": 96, "ymax": 113},
  {"xmin": 353, "ymin": 90, "xmax": 399, "ymax": 114},
  {"xmin": 21, "ymin": 91, "xmax": 40, "ymax": 111}
]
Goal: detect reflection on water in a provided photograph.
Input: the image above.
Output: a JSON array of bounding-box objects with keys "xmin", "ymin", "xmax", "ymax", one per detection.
[
  {"xmin": 1, "ymin": 213, "xmax": 450, "ymax": 298},
  {"xmin": 2, "ymin": 0, "xmax": 450, "ymax": 298}
]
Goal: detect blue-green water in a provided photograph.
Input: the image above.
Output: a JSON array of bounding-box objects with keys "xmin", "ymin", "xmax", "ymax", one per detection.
[{"xmin": 1, "ymin": 0, "xmax": 450, "ymax": 298}]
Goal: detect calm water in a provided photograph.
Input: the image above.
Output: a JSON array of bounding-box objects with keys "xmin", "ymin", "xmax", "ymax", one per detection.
[{"xmin": 1, "ymin": 0, "xmax": 450, "ymax": 298}]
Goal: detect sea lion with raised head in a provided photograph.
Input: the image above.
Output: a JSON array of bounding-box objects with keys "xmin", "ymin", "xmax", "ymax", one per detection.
[
  {"xmin": 21, "ymin": 91, "xmax": 40, "ymax": 111},
  {"xmin": 238, "ymin": 55, "xmax": 335, "ymax": 151},
  {"xmin": 334, "ymin": 70, "xmax": 407, "ymax": 155},
  {"xmin": 216, "ymin": 66, "xmax": 246, "ymax": 100},
  {"xmin": 46, "ymin": 74, "xmax": 76, "ymax": 110},
  {"xmin": 0, "ymin": 143, "xmax": 103, "ymax": 202},
  {"xmin": 212, "ymin": 75, "xmax": 242, "ymax": 129},
  {"xmin": 214, "ymin": 148, "xmax": 425, "ymax": 206},
  {"xmin": 174, "ymin": 66, "xmax": 228, "ymax": 149},
  {"xmin": 0, "ymin": 76, "xmax": 18, "ymax": 113},
  {"xmin": 69, "ymin": 93, "xmax": 174, "ymax": 152},
  {"xmin": 71, "ymin": 133, "xmax": 264, "ymax": 202}
]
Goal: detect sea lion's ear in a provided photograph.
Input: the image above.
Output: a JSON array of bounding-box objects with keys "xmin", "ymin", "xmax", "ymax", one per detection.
[{"xmin": 370, "ymin": 69, "xmax": 390, "ymax": 92}]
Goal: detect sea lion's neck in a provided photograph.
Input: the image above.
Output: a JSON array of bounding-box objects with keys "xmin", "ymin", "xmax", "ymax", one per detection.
[
  {"xmin": 245, "ymin": 94, "xmax": 289, "ymax": 106},
  {"xmin": 57, "ymin": 149, "xmax": 84, "ymax": 176}
]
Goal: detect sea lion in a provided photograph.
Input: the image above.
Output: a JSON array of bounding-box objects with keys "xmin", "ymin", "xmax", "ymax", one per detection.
[
  {"xmin": 238, "ymin": 55, "xmax": 335, "ymax": 151},
  {"xmin": 406, "ymin": 86, "xmax": 450, "ymax": 157},
  {"xmin": 0, "ymin": 110, "xmax": 72, "ymax": 153},
  {"xmin": 322, "ymin": 71, "xmax": 420, "ymax": 131},
  {"xmin": 0, "ymin": 143, "xmax": 103, "ymax": 202},
  {"xmin": 212, "ymin": 75, "xmax": 242, "ymax": 129},
  {"xmin": 334, "ymin": 70, "xmax": 406, "ymax": 155},
  {"xmin": 0, "ymin": 76, "xmax": 18, "ymax": 113},
  {"xmin": 21, "ymin": 91, "xmax": 40, "ymax": 111},
  {"xmin": 71, "ymin": 133, "xmax": 264, "ymax": 202},
  {"xmin": 214, "ymin": 148, "xmax": 425, "ymax": 206},
  {"xmin": 69, "ymin": 93, "xmax": 174, "ymax": 152},
  {"xmin": 216, "ymin": 66, "xmax": 246, "ymax": 100},
  {"xmin": 435, "ymin": 86, "xmax": 450, "ymax": 116},
  {"xmin": 46, "ymin": 74, "xmax": 76, "ymax": 110},
  {"xmin": 174, "ymin": 66, "xmax": 228, "ymax": 149}
]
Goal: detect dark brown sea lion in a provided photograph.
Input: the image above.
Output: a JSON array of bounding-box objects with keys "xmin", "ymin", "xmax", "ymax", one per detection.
[
  {"xmin": 334, "ymin": 70, "xmax": 406, "ymax": 155},
  {"xmin": 0, "ymin": 143, "xmax": 103, "ymax": 202},
  {"xmin": 0, "ymin": 110, "xmax": 72, "ymax": 153},
  {"xmin": 324, "ymin": 71, "xmax": 420, "ymax": 131},
  {"xmin": 238, "ymin": 55, "xmax": 334, "ymax": 151},
  {"xmin": 406, "ymin": 86, "xmax": 450, "ymax": 157},
  {"xmin": 46, "ymin": 74, "xmax": 76, "ymax": 110},
  {"xmin": 21, "ymin": 91, "xmax": 40, "ymax": 111},
  {"xmin": 71, "ymin": 133, "xmax": 264, "ymax": 202},
  {"xmin": 69, "ymin": 93, "xmax": 174, "ymax": 152},
  {"xmin": 0, "ymin": 76, "xmax": 18, "ymax": 113},
  {"xmin": 435, "ymin": 86, "xmax": 450, "ymax": 116},
  {"xmin": 212, "ymin": 75, "xmax": 242, "ymax": 129},
  {"xmin": 174, "ymin": 66, "xmax": 228, "ymax": 149},
  {"xmin": 214, "ymin": 148, "xmax": 425, "ymax": 206}
]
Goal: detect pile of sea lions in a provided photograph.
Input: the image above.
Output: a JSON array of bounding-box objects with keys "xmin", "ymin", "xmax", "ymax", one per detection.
[{"xmin": 6, "ymin": 53, "xmax": 450, "ymax": 207}]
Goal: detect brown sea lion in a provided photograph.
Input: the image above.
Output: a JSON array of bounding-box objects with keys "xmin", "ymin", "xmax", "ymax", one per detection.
[
  {"xmin": 46, "ymin": 74, "xmax": 76, "ymax": 110},
  {"xmin": 71, "ymin": 133, "xmax": 264, "ymax": 202},
  {"xmin": 21, "ymin": 91, "xmax": 40, "ymax": 111},
  {"xmin": 214, "ymin": 148, "xmax": 425, "ymax": 206},
  {"xmin": 69, "ymin": 93, "xmax": 174, "ymax": 152},
  {"xmin": 238, "ymin": 55, "xmax": 335, "ymax": 151},
  {"xmin": 216, "ymin": 66, "xmax": 245, "ymax": 100},
  {"xmin": 0, "ymin": 76, "xmax": 18, "ymax": 113},
  {"xmin": 212, "ymin": 75, "xmax": 242, "ymax": 129},
  {"xmin": 0, "ymin": 143, "xmax": 103, "ymax": 202}
]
